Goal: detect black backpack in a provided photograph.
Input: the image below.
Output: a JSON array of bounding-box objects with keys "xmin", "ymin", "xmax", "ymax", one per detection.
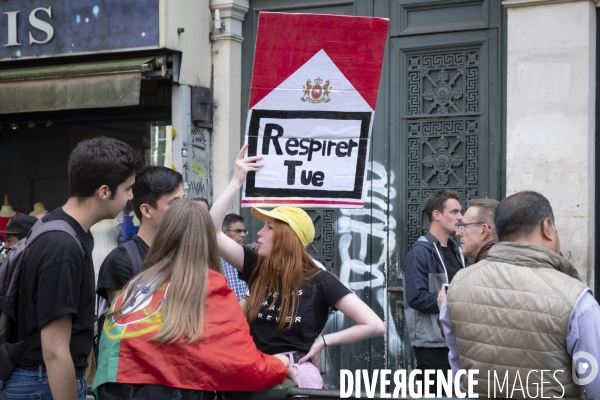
[{"xmin": 0, "ymin": 219, "xmax": 83, "ymax": 380}]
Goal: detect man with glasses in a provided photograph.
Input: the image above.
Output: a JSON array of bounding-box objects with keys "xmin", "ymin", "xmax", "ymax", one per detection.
[
  {"xmin": 221, "ymin": 214, "xmax": 248, "ymax": 301},
  {"xmin": 456, "ymin": 198, "xmax": 499, "ymax": 263},
  {"xmin": 403, "ymin": 189, "xmax": 465, "ymax": 394},
  {"xmin": 440, "ymin": 191, "xmax": 600, "ymax": 398}
]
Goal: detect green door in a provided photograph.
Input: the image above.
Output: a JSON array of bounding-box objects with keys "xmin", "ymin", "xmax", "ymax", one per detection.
[
  {"xmin": 388, "ymin": 0, "xmax": 506, "ymax": 371},
  {"xmin": 240, "ymin": 0, "xmax": 506, "ymax": 386}
]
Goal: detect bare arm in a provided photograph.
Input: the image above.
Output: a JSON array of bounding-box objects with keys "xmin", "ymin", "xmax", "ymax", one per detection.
[
  {"xmin": 239, "ymin": 297, "xmax": 247, "ymax": 309},
  {"xmin": 41, "ymin": 315, "xmax": 78, "ymax": 400},
  {"xmin": 272, "ymin": 354, "xmax": 298, "ymax": 383},
  {"xmin": 299, "ymin": 293, "xmax": 386, "ymax": 365},
  {"xmin": 210, "ymin": 144, "xmax": 263, "ymax": 271}
]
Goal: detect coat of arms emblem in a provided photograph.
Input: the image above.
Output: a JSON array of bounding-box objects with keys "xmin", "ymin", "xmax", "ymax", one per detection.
[{"xmin": 301, "ymin": 77, "xmax": 332, "ymax": 103}]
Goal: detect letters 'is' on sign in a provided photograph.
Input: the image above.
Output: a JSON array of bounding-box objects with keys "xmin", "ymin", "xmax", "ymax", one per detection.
[{"xmin": 242, "ymin": 12, "xmax": 389, "ymax": 209}]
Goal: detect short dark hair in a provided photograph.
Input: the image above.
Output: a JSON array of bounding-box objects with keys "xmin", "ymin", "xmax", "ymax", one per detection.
[
  {"xmin": 8, "ymin": 233, "xmax": 26, "ymax": 241},
  {"xmin": 467, "ymin": 198, "xmax": 499, "ymax": 226},
  {"xmin": 424, "ymin": 189, "xmax": 461, "ymax": 222},
  {"xmin": 222, "ymin": 213, "xmax": 244, "ymax": 230},
  {"xmin": 193, "ymin": 198, "xmax": 210, "ymax": 209},
  {"xmin": 495, "ymin": 191, "xmax": 554, "ymax": 242},
  {"xmin": 68, "ymin": 137, "xmax": 143, "ymax": 199},
  {"xmin": 131, "ymin": 166, "xmax": 183, "ymax": 220}
]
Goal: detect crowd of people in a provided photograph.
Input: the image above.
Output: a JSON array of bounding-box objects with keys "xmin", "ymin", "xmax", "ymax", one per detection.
[
  {"xmin": 404, "ymin": 189, "xmax": 600, "ymax": 398},
  {"xmin": 1, "ymin": 136, "xmax": 599, "ymax": 399},
  {"xmin": 0, "ymin": 139, "xmax": 385, "ymax": 399}
]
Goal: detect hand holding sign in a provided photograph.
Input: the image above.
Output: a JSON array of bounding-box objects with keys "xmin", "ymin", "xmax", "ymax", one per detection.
[{"xmin": 233, "ymin": 144, "xmax": 263, "ymax": 186}]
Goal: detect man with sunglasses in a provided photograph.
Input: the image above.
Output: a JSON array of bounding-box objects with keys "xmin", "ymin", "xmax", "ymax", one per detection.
[
  {"xmin": 221, "ymin": 214, "xmax": 248, "ymax": 301},
  {"xmin": 456, "ymin": 198, "xmax": 499, "ymax": 263}
]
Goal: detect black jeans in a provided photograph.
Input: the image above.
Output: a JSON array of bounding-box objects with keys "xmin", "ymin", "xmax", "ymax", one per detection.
[
  {"xmin": 97, "ymin": 383, "xmax": 214, "ymax": 400},
  {"xmin": 413, "ymin": 346, "xmax": 451, "ymax": 396}
]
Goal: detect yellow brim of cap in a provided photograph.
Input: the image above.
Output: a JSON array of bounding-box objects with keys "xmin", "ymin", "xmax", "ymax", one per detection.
[{"xmin": 251, "ymin": 207, "xmax": 280, "ymax": 223}]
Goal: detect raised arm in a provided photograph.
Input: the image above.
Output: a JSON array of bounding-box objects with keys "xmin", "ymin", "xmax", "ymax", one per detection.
[
  {"xmin": 298, "ymin": 293, "xmax": 386, "ymax": 366},
  {"xmin": 210, "ymin": 144, "xmax": 263, "ymax": 271}
]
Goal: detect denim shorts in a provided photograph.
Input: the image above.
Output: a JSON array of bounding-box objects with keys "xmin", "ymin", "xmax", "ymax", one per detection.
[{"xmin": 0, "ymin": 367, "xmax": 87, "ymax": 400}]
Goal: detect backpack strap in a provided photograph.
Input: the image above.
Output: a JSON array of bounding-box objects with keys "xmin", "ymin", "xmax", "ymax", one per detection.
[
  {"xmin": 26, "ymin": 219, "xmax": 84, "ymax": 257},
  {"xmin": 0, "ymin": 297, "xmax": 16, "ymax": 320},
  {"xmin": 8, "ymin": 331, "xmax": 38, "ymax": 365},
  {"xmin": 122, "ymin": 240, "xmax": 143, "ymax": 275}
]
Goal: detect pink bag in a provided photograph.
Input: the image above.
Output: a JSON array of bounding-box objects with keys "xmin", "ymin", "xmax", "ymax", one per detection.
[{"xmin": 280, "ymin": 351, "xmax": 327, "ymax": 389}]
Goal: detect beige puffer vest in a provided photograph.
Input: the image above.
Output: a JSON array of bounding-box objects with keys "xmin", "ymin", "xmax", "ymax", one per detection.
[{"xmin": 447, "ymin": 242, "xmax": 589, "ymax": 400}]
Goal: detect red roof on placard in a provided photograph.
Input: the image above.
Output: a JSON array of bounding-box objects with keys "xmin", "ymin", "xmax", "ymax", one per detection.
[{"xmin": 248, "ymin": 12, "xmax": 389, "ymax": 110}]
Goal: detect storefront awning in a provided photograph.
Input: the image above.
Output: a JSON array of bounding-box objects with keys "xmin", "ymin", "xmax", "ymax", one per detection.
[{"xmin": 0, "ymin": 57, "xmax": 155, "ymax": 114}]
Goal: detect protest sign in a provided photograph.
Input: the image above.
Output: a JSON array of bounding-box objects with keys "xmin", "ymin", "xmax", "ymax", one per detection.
[{"xmin": 242, "ymin": 12, "xmax": 389, "ymax": 208}]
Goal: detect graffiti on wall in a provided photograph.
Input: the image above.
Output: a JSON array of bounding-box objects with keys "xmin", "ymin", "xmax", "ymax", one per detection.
[
  {"xmin": 336, "ymin": 162, "xmax": 401, "ymax": 355},
  {"xmin": 182, "ymin": 126, "xmax": 212, "ymax": 201}
]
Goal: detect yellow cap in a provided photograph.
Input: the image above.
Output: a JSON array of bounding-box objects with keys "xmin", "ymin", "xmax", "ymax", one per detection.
[{"xmin": 251, "ymin": 206, "xmax": 315, "ymax": 248}]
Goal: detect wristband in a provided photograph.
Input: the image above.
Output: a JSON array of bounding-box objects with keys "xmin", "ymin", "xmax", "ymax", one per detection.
[{"xmin": 320, "ymin": 334, "xmax": 327, "ymax": 347}]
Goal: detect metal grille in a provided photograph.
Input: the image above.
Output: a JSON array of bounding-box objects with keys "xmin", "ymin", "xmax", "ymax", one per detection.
[{"xmin": 405, "ymin": 49, "xmax": 482, "ymax": 247}]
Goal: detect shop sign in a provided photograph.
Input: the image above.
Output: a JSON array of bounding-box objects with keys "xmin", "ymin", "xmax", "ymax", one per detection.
[{"xmin": 0, "ymin": 0, "xmax": 159, "ymax": 60}]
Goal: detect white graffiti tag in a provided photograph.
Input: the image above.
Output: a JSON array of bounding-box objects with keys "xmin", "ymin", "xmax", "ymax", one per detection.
[
  {"xmin": 338, "ymin": 162, "xmax": 395, "ymax": 289},
  {"xmin": 336, "ymin": 161, "xmax": 401, "ymax": 355}
]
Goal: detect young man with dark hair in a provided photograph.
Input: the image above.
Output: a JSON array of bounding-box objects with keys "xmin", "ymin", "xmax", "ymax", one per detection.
[
  {"xmin": 441, "ymin": 191, "xmax": 600, "ymax": 398},
  {"xmin": 403, "ymin": 188, "xmax": 464, "ymax": 393},
  {"xmin": 221, "ymin": 213, "xmax": 248, "ymax": 301},
  {"xmin": 97, "ymin": 166, "xmax": 183, "ymax": 304},
  {"xmin": 3, "ymin": 137, "xmax": 142, "ymax": 400}
]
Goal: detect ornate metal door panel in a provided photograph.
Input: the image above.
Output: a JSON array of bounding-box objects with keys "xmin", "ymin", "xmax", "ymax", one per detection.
[{"xmin": 388, "ymin": 6, "xmax": 505, "ymax": 370}]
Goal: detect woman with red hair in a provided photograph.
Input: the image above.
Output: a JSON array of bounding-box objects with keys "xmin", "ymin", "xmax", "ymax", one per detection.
[{"xmin": 211, "ymin": 145, "xmax": 386, "ymax": 389}]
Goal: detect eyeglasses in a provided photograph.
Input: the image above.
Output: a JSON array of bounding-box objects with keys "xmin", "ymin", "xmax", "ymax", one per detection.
[
  {"xmin": 225, "ymin": 229, "xmax": 248, "ymax": 235},
  {"xmin": 456, "ymin": 222, "xmax": 485, "ymax": 233}
]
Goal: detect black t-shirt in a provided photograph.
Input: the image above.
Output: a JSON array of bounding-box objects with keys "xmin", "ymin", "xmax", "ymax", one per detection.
[
  {"xmin": 441, "ymin": 244, "xmax": 462, "ymax": 283},
  {"xmin": 96, "ymin": 236, "xmax": 149, "ymax": 300},
  {"xmin": 16, "ymin": 208, "xmax": 95, "ymax": 369},
  {"xmin": 240, "ymin": 246, "xmax": 351, "ymax": 354}
]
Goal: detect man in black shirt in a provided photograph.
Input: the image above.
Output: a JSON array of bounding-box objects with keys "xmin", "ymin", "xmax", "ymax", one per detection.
[
  {"xmin": 3, "ymin": 138, "xmax": 142, "ymax": 400},
  {"xmin": 403, "ymin": 189, "xmax": 465, "ymax": 394},
  {"xmin": 97, "ymin": 166, "xmax": 183, "ymax": 304}
]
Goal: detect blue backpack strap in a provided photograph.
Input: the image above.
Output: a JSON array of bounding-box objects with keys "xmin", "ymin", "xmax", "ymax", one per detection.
[{"xmin": 122, "ymin": 240, "xmax": 143, "ymax": 275}]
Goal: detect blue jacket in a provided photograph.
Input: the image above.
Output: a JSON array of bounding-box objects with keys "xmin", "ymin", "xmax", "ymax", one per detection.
[{"xmin": 403, "ymin": 232, "xmax": 464, "ymax": 347}]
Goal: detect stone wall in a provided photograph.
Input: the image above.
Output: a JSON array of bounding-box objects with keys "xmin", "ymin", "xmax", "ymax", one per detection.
[{"xmin": 504, "ymin": 0, "xmax": 597, "ymax": 285}]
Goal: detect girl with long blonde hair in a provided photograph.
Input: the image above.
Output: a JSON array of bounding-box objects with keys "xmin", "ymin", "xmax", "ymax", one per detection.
[
  {"xmin": 211, "ymin": 145, "xmax": 386, "ymax": 389},
  {"xmin": 94, "ymin": 199, "xmax": 294, "ymax": 399}
]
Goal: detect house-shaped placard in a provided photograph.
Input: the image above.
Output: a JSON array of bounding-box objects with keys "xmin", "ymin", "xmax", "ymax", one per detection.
[{"xmin": 242, "ymin": 12, "xmax": 389, "ymax": 208}]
